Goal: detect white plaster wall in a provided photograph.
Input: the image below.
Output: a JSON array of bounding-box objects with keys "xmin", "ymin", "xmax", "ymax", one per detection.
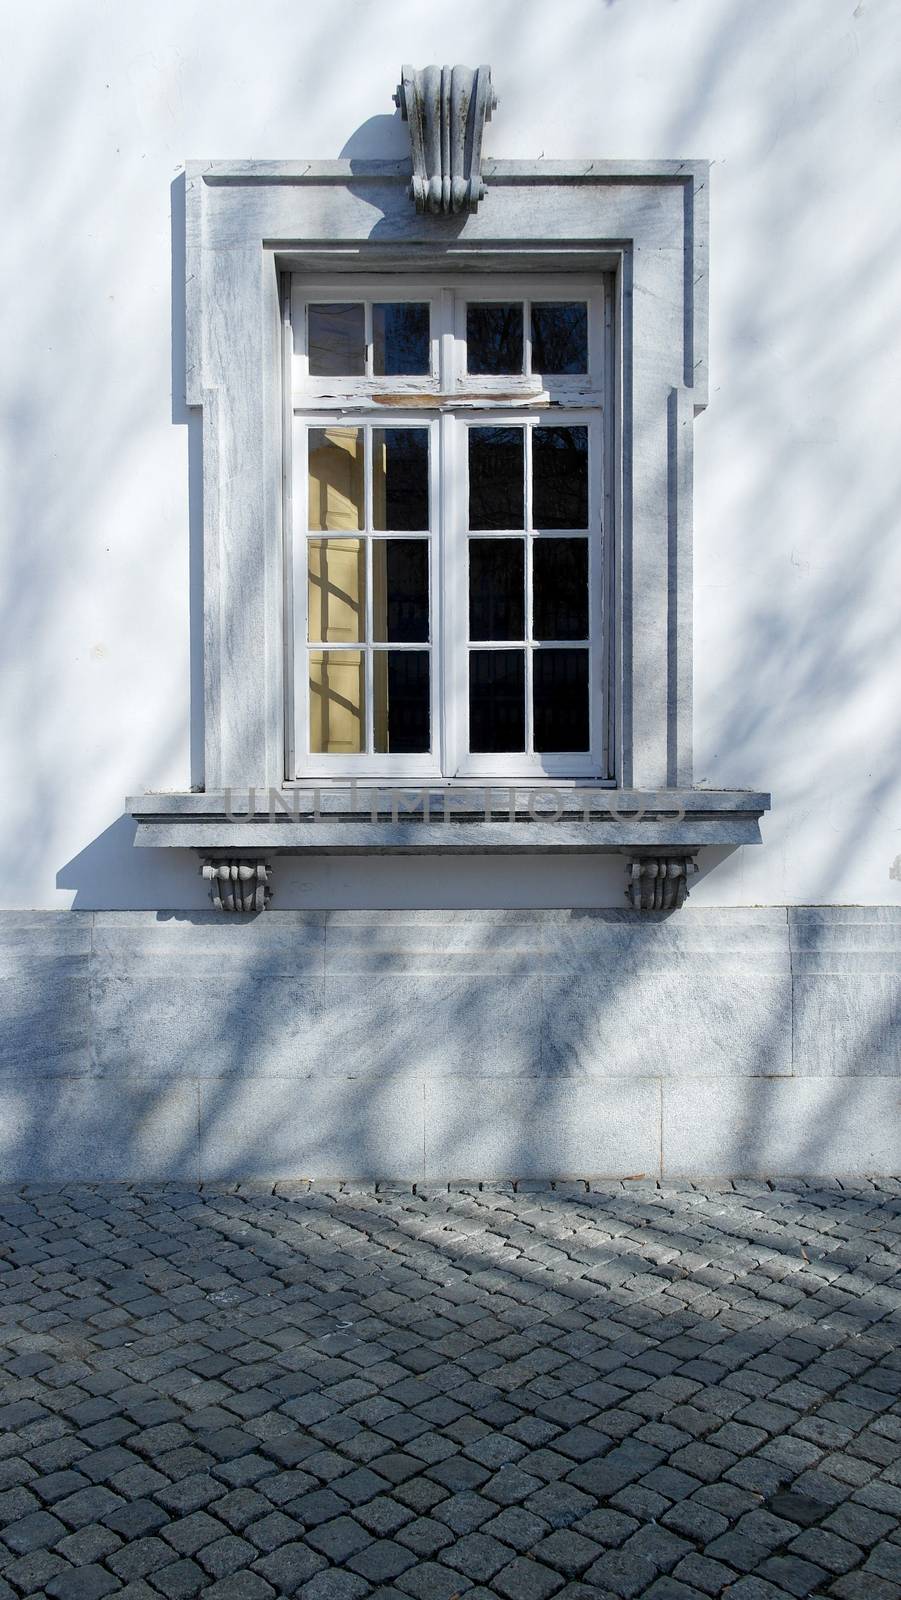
[{"xmin": 1, "ymin": 0, "xmax": 900, "ymax": 911}]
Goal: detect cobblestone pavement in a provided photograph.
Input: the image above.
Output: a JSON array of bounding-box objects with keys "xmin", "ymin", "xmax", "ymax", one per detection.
[{"xmin": 0, "ymin": 1179, "xmax": 900, "ymax": 1600}]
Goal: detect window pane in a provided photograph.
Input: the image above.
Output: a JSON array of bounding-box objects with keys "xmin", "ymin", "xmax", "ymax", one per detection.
[
  {"xmin": 373, "ymin": 540, "xmax": 429, "ymax": 643},
  {"xmin": 533, "ymin": 425, "xmax": 589, "ymax": 529},
  {"xmin": 308, "ymin": 427, "xmax": 364, "ymax": 531},
  {"xmin": 373, "ymin": 303, "xmax": 430, "ymax": 376},
  {"xmin": 466, "ymin": 302, "xmax": 524, "ymax": 374},
  {"xmin": 373, "ymin": 428, "xmax": 429, "ymax": 531},
  {"xmin": 309, "ymin": 650, "xmax": 364, "ymax": 754},
  {"xmin": 469, "ymin": 650, "xmax": 526, "ymax": 752},
  {"xmin": 531, "ymin": 302, "xmax": 588, "ymax": 375},
  {"xmin": 308, "ymin": 303, "xmax": 365, "ymax": 376},
  {"xmin": 533, "ymin": 539, "xmax": 589, "ymax": 640},
  {"xmin": 374, "ymin": 651, "xmax": 430, "ymax": 754},
  {"xmin": 534, "ymin": 649, "xmax": 590, "ymax": 752},
  {"xmin": 307, "ymin": 538, "xmax": 364, "ymax": 643},
  {"xmin": 468, "ymin": 427, "xmax": 524, "ymax": 530},
  {"xmin": 469, "ymin": 538, "xmax": 525, "ymax": 641}
]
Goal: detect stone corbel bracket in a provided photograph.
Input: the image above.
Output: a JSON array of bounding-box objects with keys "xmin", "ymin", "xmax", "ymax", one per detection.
[
  {"xmin": 625, "ymin": 852, "xmax": 699, "ymax": 913},
  {"xmin": 202, "ymin": 859, "xmax": 272, "ymax": 913},
  {"xmin": 394, "ymin": 63, "xmax": 497, "ymax": 214}
]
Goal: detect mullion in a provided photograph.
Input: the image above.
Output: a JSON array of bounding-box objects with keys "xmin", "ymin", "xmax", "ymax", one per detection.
[
  {"xmin": 363, "ymin": 428, "xmax": 373, "ymax": 752},
  {"xmin": 525, "ymin": 424, "xmax": 534, "ymax": 753}
]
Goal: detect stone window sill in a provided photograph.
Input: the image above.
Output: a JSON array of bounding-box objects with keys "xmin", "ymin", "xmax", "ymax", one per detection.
[{"xmin": 127, "ymin": 789, "xmax": 770, "ymax": 913}]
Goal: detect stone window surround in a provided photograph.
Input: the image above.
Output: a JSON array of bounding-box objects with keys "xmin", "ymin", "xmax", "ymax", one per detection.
[{"xmin": 129, "ymin": 157, "xmax": 769, "ymax": 907}]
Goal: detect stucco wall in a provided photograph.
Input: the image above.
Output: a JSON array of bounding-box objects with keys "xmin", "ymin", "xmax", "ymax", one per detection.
[{"xmin": 2, "ymin": 0, "xmax": 901, "ymax": 911}]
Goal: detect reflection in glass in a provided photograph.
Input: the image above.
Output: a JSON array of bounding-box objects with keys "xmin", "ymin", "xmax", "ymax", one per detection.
[
  {"xmin": 531, "ymin": 302, "xmax": 588, "ymax": 375},
  {"xmin": 373, "ymin": 428, "xmax": 429, "ymax": 531},
  {"xmin": 533, "ymin": 425, "xmax": 589, "ymax": 529},
  {"xmin": 469, "ymin": 539, "xmax": 525, "ymax": 641},
  {"xmin": 308, "ymin": 303, "xmax": 365, "ymax": 376},
  {"xmin": 469, "ymin": 650, "xmax": 526, "ymax": 752},
  {"xmin": 308, "ymin": 428, "xmax": 364, "ymax": 531},
  {"xmin": 373, "ymin": 303, "xmax": 430, "ymax": 376},
  {"xmin": 466, "ymin": 302, "xmax": 524, "ymax": 374},
  {"xmin": 468, "ymin": 427, "xmax": 524, "ymax": 530},
  {"xmin": 373, "ymin": 541, "xmax": 429, "ymax": 643},
  {"xmin": 309, "ymin": 651, "xmax": 364, "ymax": 754},
  {"xmin": 374, "ymin": 651, "xmax": 430, "ymax": 753},
  {"xmin": 307, "ymin": 539, "xmax": 364, "ymax": 643},
  {"xmin": 534, "ymin": 649, "xmax": 589, "ymax": 751},
  {"xmin": 533, "ymin": 539, "xmax": 589, "ymax": 640}
]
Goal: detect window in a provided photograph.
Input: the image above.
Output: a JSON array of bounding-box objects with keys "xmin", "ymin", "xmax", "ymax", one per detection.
[
  {"xmin": 289, "ymin": 277, "xmax": 611, "ymax": 780},
  {"xmin": 130, "ymin": 158, "xmax": 771, "ymax": 913}
]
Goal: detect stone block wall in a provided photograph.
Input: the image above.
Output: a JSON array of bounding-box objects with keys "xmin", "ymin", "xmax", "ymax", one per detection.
[{"xmin": 0, "ymin": 908, "xmax": 898, "ymax": 1181}]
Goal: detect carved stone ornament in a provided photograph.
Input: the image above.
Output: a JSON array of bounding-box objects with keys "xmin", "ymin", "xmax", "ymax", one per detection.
[
  {"xmin": 625, "ymin": 853, "xmax": 698, "ymax": 913},
  {"xmin": 202, "ymin": 859, "xmax": 272, "ymax": 913},
  {"xmin": 394, "ymin": 63, "xmax": 497, "ymax": 214}
]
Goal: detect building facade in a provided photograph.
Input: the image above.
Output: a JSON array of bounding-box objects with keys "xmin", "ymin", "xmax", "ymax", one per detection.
[{"xmin": 2, "ymin": 0, "xmax": 899, "ymax": 1179}]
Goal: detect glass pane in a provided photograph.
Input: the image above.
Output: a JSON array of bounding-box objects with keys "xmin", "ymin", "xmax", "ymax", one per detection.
[
  {"xmin": 469, "ymin": 650, "xmax": 526, "ymax": 753},
  {"xmin": 308, "ymin": 303, "xmax": 365, "ymax": 376},
  {"xmin": 533, "ymin": 539, "xmax": 589, "ymax": 640},
  {"xmin": 309, "ymin": 650, "xmax": 364, "ymax": 754},
  {"xmin": 373, "ymin": 303, "xmax": 430, "ymax": 376},
  {"xmin": 468, "ymin": 427, "xmax": 524, "ymax": 530},
  {"xmin": 374, "ymin": 651, "xmax": 430, "ymax": 754},
  {"xmin": 533, "ymin": 425, "xmax": 589, "ymax": 529},
  {"xmin": 534, "ymin": 649, "xmax": 590, "ymax": 752},
  {"xmin": 307, "ymin": 539, "xmax": 365, "ymax": 643},
  {"xmin": 469, "ymin": 538, "xmax": 525, "ymax": 641},
  {"xmin": 373, "ymin": 540, "xmax": 429, "ymax": 643},
  {"xmin": 308, "ymin": 427, "xmax": 364, "ymax": 531},
  {"xmin": 531, "ymin": 302, "xmax": 588, "ymax": 375},
  {"xmin": 466, "ymin": 302, "xmax": 524, "ymax": 374},
  {"xmin": 373, "ymin": 428, "xmax": 429, "ymax": 531}
]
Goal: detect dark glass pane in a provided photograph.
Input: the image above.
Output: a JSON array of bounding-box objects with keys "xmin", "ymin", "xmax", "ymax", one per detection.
[
  {"xmin": 533, "ymin": 539, "xmax": 589, "ymax": 640},
  {"xmin": 531, "ymin": 302, "xmax": 588, "ymax": 375},
  {"xmin": 374, "ymin": 651, "xmax": 430, "ymax": 754},
  {"xmin": 534, "ymin": 649, "xmax": 590, "ymax": 752},
  {"xmin": 308, "ymin": 303, "xmax": 365, "ymax": 376},
  {"xmin": 373, "ymin": 540, "xmax": 429, "ymax": 643},
  {"xmin": 469, "ymin": 539, "xmax": 524, "ymax": 640},
  {"xmin": 466, "ymin": 302, "xmax": 524, "ymax": 374},
  {"xmin": 469, "ymin": 650, "xmax": 526, "ymax": 752},
  {"xmin": 533, "ymin": 425, "xmax": 589, "ymax": 529},
  {"xmin": 373, "ymin": 428, "xmax": 429, "ymax": 531},
  {"xmin": 372, "ymin": 302, "xmax": 430, "ymax": 376},
  {"xmin": 468, "ymin": 427, "xmax": 524, "ymax": 529}
]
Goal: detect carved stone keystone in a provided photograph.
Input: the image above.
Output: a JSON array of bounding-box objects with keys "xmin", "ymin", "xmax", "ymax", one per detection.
[
  {"xmin": 394, "ymin": 63, "xmax": 497, "ymax": 214},
  {"xmin": 625, "ymin": 853, "xmax": 698, "ymax": 912},
  {"xmin": 202, "ymin": 859, "xmax": 272, "ymax": 913}
]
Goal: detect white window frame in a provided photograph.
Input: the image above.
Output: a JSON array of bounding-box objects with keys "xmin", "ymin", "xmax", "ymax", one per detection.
[{"xmin": 289, "ymin": 275, "xmax": 611, "ymax": 782}]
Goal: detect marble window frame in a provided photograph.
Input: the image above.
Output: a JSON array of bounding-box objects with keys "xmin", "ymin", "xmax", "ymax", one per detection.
[{"xmin": 184, "ymin": 158, "xmax": 709, "ymax": 796}]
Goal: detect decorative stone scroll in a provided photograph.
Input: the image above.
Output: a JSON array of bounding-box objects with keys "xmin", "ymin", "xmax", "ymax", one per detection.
[
  {"xmin": 625, "ymin": 853, "xmax": 698, "ymax": 913},
  {"xmin": 202, "ymin": 859, "xmax": 272, "ymax": 913},
  {"xmin": 394, "ymin": 63, "xmax": 497, "ymax": 214}
]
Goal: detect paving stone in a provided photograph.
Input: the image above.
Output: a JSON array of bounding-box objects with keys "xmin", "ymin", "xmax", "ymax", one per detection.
[
  {"xmin": 1, "ymin": 1506, "xmax": 66, "ymax": 1552},
  {"xmin": 393, "ymin": 1513, "xmax": 453, "ymax": 1557},
  {"xmin": 251, "ymin": 1540, "xmax": 326, "ymax": 1590},
  {"xmin": 204, "ymin": 1576, "xmax": 277, "ymax": 1600},
  {"xmin": 395, "ymin": 1559, "xmax": 470, "ymax": 1599},
  {"xmin": 44, "ymin": 1566, "xmax": 121, "ymax": 1600},
  {"xmin": 347, "ymin": 1535, "xmax": 416, "ymax": 1581},
  {"xmin": 532, "ymin": 1528, "xmax": 604, "ymax": 1576},
  {"xmin": 299, "ymin": 1575, "xmax": 370, "ymax": 1600},
  {"xmin": 153, "ymin": 1558, "xmax": 207, "ymax": 1598},
  {"xmin": 494, "ymin": 1554, "xmax": 565, "ymax": 1599}
]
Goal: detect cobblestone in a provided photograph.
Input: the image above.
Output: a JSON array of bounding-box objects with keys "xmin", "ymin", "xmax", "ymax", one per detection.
[{"xmin": 0, "ymin": 1178, "xmax": 897, "ymax": 1599}]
